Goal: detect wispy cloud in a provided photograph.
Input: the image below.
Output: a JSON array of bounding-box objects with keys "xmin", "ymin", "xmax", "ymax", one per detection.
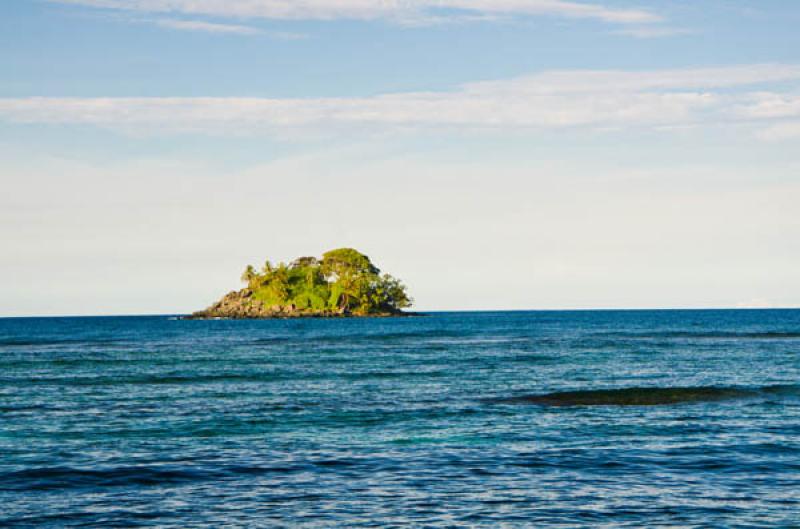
[
  {"xmin": 755, "ymin": 122, "xmax": 800, "ymax": 141},
  {"xmin": 735, "ymin": 93, "xmax": 800, "ymax": 140},
  {"xmin": 736, "ymin": 93, "xmax": 800, "ymax": 119},
  {"xmin": 153, "ymin": 18, "xmax": 260, "ymax": 34},
  {"xmin": 2, "ymin": 64, "xmax": 799, "ymax": 136},
  {"xmin": 148, "ymin": 18, "xmax": 305, "ymax": 38},
  {"xmin": 51, "ymin": 0, "xmax": 661, "ymax": 25}
]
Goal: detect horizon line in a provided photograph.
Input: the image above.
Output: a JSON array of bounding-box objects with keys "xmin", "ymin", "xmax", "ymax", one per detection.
[{"xmin": 1, "ymin": 306, "xmax": 798, "ymax": 319}]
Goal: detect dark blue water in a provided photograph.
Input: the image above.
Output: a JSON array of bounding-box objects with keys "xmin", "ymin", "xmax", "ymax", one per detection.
[{"xmin": 2, "ymin": 310, "xmax": 799, "ymax": 527}]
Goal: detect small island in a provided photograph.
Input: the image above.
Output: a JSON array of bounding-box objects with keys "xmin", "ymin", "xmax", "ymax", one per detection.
[{"xmin": 188, "ymin": 248, "xmax": 413, "ymax": 319}]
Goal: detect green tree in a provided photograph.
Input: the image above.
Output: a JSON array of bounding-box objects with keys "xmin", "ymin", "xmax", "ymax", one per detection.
[
  {"xmin": 244, "ymin": 248, "xmax": 411, "ymax": 315},
  {"xmin": 377, "ymin": 274, "xmax": 412, "ymax": 311},
  {"xmin": 291, "ymin": 256, "xmax": 319, "ymax": 269},
  {"xmin": 241, "ymin": 265, "xmax": 257, "ymax": 286},
  {"xmin": 321, "ymin": 248, "xmax": 380, "ymax": 312},
  {"xmin": 260, "ymin": 263, "xmax": 290, "ymax": 303}
]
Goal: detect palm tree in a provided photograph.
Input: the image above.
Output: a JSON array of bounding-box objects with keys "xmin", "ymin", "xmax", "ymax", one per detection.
[{"xmin": 241, "ymin": 265, "xmax": 257, "ymax": 285}]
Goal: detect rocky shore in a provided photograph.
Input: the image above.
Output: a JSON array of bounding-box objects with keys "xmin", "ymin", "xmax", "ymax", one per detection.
[{"xmin": 185, "ymin": 288, "xmax": 411, "ymax": 320}]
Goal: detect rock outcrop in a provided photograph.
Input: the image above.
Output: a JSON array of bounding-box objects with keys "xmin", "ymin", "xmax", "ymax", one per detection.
[{"xmin": 186, "ymin": 289, "xmax": 404, "ymax": 320}]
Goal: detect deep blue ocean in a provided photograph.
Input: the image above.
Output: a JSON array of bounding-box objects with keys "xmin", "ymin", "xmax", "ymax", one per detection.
[{"xmin": 1, "ymin": 310, "xmax": 799, "ymax": 527}]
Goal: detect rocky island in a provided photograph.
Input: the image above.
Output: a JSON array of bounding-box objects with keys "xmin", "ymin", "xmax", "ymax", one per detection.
[{"xmin": 188, "ymin": 248, "xmax": 413, "ymax": 319}]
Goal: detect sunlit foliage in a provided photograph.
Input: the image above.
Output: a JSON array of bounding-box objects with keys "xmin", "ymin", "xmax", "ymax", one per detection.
[{"xmin": 243, "ymin": 248, "xmax": 412, "ymax": 314}]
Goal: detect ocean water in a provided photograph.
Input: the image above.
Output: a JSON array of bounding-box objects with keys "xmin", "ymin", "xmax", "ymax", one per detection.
[{"xmin": 1, "ymin": 310, "xmax": 799, "ymax": 528}]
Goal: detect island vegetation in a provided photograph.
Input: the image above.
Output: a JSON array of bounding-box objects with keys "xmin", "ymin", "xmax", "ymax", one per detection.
[{"xmin": 189, "ymin": 248, "xmax": 413, "ymax": 319}]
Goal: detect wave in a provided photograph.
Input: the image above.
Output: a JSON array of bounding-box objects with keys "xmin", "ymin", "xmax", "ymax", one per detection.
[
  {"xmin": 241, "ymin": 330, "xmax": 472, "ymax": 347},
  {"xmin": 0, "ymin": 337, "xmax": 127, "ymax": 348},
  {"xmin": 0, "ymin": 466, "xmax": 211, "ymax": 491},
  {"xmin": 1, "ymin": 373, "xmax": 283, "ymax": 386},
  {"xmin": 591, "ymin": 331, "xmax": 800, "ymax": 340},
  {"xmin": 247, "ymin": 337, "xmax": 292, "ymax": 345},
  {"xmin": 0, "ymin": 460, "xmax": 359, "ymax": 492},
  {"xmin": 0, "ymin": 405, "xmax": 50, "ymax": 413},
  {"xmin": 493, "ymin": 385, "xmax": 800, "ymax": 407},
  {"xmin": 323, "ymin": 330, "xmax": 476, "ymax": 343}
]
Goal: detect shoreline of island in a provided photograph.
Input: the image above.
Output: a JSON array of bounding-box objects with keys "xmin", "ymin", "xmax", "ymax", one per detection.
[{"xmin": 183, "ymin": 287, "xmax": 421, "ymax": 320}]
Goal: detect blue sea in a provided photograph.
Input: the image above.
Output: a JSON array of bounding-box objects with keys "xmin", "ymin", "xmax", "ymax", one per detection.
[{"xmin": 2, "ymin": 310, "xmax": 799, "ymax": 527}]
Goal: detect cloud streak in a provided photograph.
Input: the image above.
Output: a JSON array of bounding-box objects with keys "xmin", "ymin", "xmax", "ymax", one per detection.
[
  {"xmin": 153, "ymin": 18, "xmax": 260, "ymax": 34},
  {"xmin": 52, "ymin": 0, "xmax": 661, "ymax": 24},
  {"xmin": 2, "ymin": 64, "xmax": 800, "ymax": 136}
]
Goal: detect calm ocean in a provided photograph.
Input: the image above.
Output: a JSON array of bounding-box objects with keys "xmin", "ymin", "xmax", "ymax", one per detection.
[{"xmin": 1, "ymin": 310, "xmax": 799, "ymax": 527}]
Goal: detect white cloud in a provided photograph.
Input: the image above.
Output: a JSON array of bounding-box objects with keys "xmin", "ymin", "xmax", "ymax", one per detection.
[
  {"xmin": 2, "ymin": 64, "xmax": 800, "ymax": 135},
  {"xmin": 153, "ymin": 18, "xmax": 260, "ymax": 34},
  {"xmin": 756, "ymin": 122, "xmax": 800, "ymax": 141},
  {"xmin": 123, "ymin": 16, "xmax": 307, "ymax": 37},
  {"xmin": 52, "ymin": 0, "xmax": 661, "ymax": 24},
  {"xmin": 463, "ymin": 64, "xmax": 800, "ymax": 94},
  {"xmin": 734, "ymin": 93, "xmax": 800, "ymax": 140},
  {"xmin": 737, "ymin": 93, "xmax": 800, "ymax": 119}
]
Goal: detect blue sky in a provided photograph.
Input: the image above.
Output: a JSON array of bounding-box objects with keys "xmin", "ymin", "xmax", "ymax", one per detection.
[{"xmin": 1, "ymin": 0, "xmax": 799, "ymax": 315}]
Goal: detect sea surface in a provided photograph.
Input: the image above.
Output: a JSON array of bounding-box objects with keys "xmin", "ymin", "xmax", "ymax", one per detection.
[{"xmin": 1, "ymin": 310, "xmax": 799, "ymax": 528}]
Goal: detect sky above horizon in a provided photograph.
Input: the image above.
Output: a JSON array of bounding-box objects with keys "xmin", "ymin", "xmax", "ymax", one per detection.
[{"xmin": 1, "ymin": 0, "xmax": 799, "ymax": 316}]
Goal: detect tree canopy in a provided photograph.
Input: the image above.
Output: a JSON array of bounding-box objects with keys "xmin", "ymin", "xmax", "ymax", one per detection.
[{"xmin": 241, "ymin": 248, "xmax": 412, "ymax": 315}]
